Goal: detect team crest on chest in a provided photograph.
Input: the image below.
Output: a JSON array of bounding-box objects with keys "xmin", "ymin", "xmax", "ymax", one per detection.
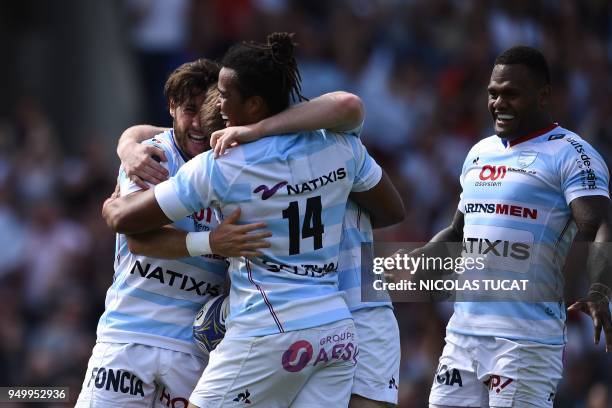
[{"xmin": 517, "ymin": 150, "xmax": 538, "ymax": 168}]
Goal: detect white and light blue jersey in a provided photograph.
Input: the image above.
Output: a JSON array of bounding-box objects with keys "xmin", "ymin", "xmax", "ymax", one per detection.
[
  {"xmin": 448, "ymin": 124, "xmax": 610, "ymax": 344},
  {"xmin": 338, "ymin": 200, "xmax": 392, "ymax": 311},
  {"xmin": 155, "ymin": 129, "xmax": 382, "ymax": 337},
  {"xmin": 97, "ymin": 130, "xmax": 228, "ymax": 355}
]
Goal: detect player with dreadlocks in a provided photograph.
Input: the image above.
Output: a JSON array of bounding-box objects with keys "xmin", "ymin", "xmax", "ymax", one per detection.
[{"xmin": 103, "ymin": 32, "xmax": 405, "ymax": 407}]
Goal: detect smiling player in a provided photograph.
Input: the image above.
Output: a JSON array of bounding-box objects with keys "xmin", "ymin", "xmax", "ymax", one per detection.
[{"xmin": 426, "ymin": 46, "xmax": 612, "ymax": 408}]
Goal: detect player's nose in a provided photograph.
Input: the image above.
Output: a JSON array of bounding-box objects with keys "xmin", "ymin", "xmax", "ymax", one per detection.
[
  {"xmin": 491, "ymin": 95, "xmax": 506, "ymax": 109},
  {"xmin": 192, "ymin": 114, "xmax": 201, "ymax": 130}
]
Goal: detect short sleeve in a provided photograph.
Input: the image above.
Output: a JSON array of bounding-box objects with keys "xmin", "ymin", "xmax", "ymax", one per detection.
[
  {"xmin": 155, "ymin": 151, "xmax": 218, "ymax": 222},
  {"xmin": 343, "ymin": 120, "xmax": 364, "ymax": 138},
  {"xmin": 119, "ymin": 136, "xmax": 173, "ymax": 196},
  {"xmin": 349, "ymin": 137, "xmax": 382, "ymax": 192},
  {"xmin": 558, "ymin": 137, "xmax": 610, "ymax": 204},
  {"xmin": 457, "ymin": 156, "xmax": 471, "ymax": 213}
]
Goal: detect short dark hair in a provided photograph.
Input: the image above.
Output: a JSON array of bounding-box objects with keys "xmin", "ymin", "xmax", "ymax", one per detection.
[
  {"xmin": 199, "ymin": 87, "xmax": 224, "ymax": 137},
  {"xmin": 164, "ymin": 59, "xmax": 220, "ymax": 107},
  {"xmin": 494, "ymin": 46, "xmax": 551, "ymax": 86},
  {"xmin": 221, "ymin": 32, "xmax": 307, "ymax": 115}
]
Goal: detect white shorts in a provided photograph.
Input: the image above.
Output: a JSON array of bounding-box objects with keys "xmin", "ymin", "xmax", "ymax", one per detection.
[
  {"xmin": 76, "ymin": 342, "xmax": 207, "ymax": 408},
  {"xmin": 189, "ymin": 319, "xmax": 357, "ymax": 408},
  {"xmin": 352, "ymin": 307, "xmax": 400, "ymax": 405},
  {"xmin": 429, "ymin": 332, "xmax": 563, "ymax": 407}
]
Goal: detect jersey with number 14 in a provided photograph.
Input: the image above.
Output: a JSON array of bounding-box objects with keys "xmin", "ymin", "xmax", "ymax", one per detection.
[
  {"xmin": 449, "ymin": 124, "xmax": 610, "ymax": 344},
  {"xmin": 155, "ymin": 129, "xmax": 382, "ymax": 337}
]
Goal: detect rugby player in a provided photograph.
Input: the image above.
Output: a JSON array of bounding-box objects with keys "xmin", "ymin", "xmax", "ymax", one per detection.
[
  {"xmin": 102, "ymin": 32, "xmax": 405, "ymax": 407},
  {"xmin": 424, "ymin": 46, "xmax": 612, "ymax": 407},
  {"xmin": 212, "ymin": 117, "xmax": 401, "ymax": 408},
  {"xmin": 127, "ymin": 104, "xmax": 402, "ymax": 408},
  {"xmin": 76, "ymin": 59, "xmax": 271, "ymax": 407}
]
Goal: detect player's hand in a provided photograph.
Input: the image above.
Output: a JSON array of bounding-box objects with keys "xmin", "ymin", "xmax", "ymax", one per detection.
[
  {"xmin": 120, "ymin": 142, "xmax": 168, "ymax": 189},
  {"xmin": 210, "ymin": 208, "xmax": 272, "ymax": 257},
  {"xmin": 568, "ymin": 297, "xmax": 612, "ymax": 352},
  {"xmin": 210, "ymin": 125, "xmax": 262, "ymax": 158}
]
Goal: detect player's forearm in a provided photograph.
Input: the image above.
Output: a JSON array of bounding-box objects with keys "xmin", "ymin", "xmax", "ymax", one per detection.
[
  {"xmin": 349, "ymin": 171, "xmax": 406, "ymax": 229},
  {"xmin": 586, "ymin": 220, "xmax": 612, "ymax": 298},
  {"xmin": 572, "ymin": 196, "xmax": 612, "ymax": 297},
  {"xmin": 255, "ymin": 92, "xmax": 364, "ymax": 136},
  {"xmin": 415, "ymin": 213, "xmax": 465, "ymax": 262},
  {"xmin": 104, "ymin": 189, "xmax": 173, "ymax": 234},
  {"xmin": 430, "ymin": 226, "xmax": 463, "ymax": 243},
  {"xmin": 117, "ymin": 125, "xmax": 168, "ymax": 160},
  {"xmin": 126, "ymin": 227, "xmax": 190, "ymax": 259}
]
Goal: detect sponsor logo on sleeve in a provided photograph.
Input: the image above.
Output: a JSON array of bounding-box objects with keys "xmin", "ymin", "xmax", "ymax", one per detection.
[{"xmin": 565, "ymin": 137, "xmax": 598, "ymax": 190}]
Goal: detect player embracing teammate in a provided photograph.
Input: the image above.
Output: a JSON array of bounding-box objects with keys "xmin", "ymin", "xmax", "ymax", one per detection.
[{"xmin": 102, "ymin": 33, "xmax": 405, "ymax": 407}]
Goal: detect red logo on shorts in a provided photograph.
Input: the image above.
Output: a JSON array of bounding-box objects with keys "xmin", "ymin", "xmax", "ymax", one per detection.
[
  {"xmin": 282, "ymin": 340, "xmax": 313, "ymax": 372},
  {"xmin": 479, "ymin": 165, "xmax": 507, "ymax": 180},
  {"xmin": 484, "ymin": 375, "xmax": 514, "ymax": 394}
]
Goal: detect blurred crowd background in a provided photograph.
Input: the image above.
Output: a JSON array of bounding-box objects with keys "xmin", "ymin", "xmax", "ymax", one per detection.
[{"xmin": 0, "ymin": 0, "xmax": 611, "ymax": 406}]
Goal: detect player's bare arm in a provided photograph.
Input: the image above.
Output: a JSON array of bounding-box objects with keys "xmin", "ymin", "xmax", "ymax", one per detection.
[
  {"xmin": 118, "ymin": 124, "xmax": 170, "ymax": 188},
  {"xmin": 210, "ymin": 91, "xmax": 364, "ymax": 157},
  {"xmin": 103, "ymin": 189, "xmax": 271, "ymax": 257},
  {"xmin": 349, "ymin": 170, "xmax": 405, "ymax": 228},
  {"xmin": 567, "ymin": 195, "xmax": 612, "ymax": 351},
  {"xmin": 103, "ymin": 188, "xmax": 172, "ymax": 234},
  {"xmin": 415, "ymin": 209, "xmax": 465, "ymax": 265},
  {"xmin": 126, "ymin": 208, "xmax": 271, "ymax": 259}
]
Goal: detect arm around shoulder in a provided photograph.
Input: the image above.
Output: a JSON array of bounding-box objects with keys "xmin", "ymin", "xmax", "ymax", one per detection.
[{"xmin": 103, "ymin": 188, "xmax": 172, "ymax": 234}]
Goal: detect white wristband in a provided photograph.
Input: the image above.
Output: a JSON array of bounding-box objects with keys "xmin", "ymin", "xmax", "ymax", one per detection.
[{"xmin": 186, "ymin": 231, "xmax": 212, "ymax": 256}]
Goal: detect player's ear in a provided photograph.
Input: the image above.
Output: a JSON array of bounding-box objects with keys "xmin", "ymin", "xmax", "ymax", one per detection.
[
  {"xmin": 246, "ymin": 95, "xmax": 266, "ymax": 117},
  {"xmin": 538, "ymin": 84, "xmax": 551, "ymax": 109},
  {"xmin": 168, "ymin": 100, "xmax": 177, "ymax": 119}
]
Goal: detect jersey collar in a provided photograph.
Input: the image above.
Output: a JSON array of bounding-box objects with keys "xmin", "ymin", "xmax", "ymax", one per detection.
[{"xmin": 503, "ymin": 123, "xmax": 559, "ymax": 148}]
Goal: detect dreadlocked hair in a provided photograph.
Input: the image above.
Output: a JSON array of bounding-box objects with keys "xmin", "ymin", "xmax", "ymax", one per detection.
[
  {"xmin": 221, "ymin": 32, "xmax": 307, "ymax": 115},
  {"xmin": 164, "ymin": 59, "xmax": 220, "ymax": 107}
]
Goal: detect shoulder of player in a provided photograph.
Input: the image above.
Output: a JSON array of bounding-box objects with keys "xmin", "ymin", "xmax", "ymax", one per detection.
[
  {"xmin": 235, "ymin": 129, "xmax": 353, "ymax": 158},
  {"xmin": 543, "ymin": 128, "xmax": 602, "ymax": 157},
  {"xmin": 143, "ymin": 130, "xmax": 184, "ymax": 169},
  {"xmin": 142, "ymin": 130, "xmax": 173, "ymax": 149},
  {"xmin": 463, "ymin": 135, "xmax": 499, "ymax": 161},
  {"xmin": 141, "ymin": 131, "xmax": 176, "ymax": 157}
]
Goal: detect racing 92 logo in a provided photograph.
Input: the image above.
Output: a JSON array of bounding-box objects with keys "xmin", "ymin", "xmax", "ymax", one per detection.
[
  {"xmin": 479, "ymin": 165, "xmax": 507, "ymax": 181},
  {"xmin": 282, "ymin": 340, "xmax": 313, "ymax": 372}
]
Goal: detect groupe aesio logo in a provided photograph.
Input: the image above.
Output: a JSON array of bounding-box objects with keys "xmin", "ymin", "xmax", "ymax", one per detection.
[{"xmin": 281, "ymin": 340, "xmax": 313, "ymax": 372}]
